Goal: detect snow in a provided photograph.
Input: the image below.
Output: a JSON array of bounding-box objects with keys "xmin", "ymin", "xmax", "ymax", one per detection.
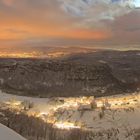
[
  {"xmin": 0, "ymin": 90, "xmax": 140, "ymax": 140},
  {"xmin": 0, "ymin": 123, "xmax": 26, "ymax": 140},
  {"xmin": 0, "ymin": 90, "xmax": 49, "ymax": 104}
]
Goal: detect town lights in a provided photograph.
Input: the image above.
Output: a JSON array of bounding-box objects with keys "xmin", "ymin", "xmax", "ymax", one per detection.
[{"xmin": 53, "ymin": 122, "xmax": 81, "ymax": 130}]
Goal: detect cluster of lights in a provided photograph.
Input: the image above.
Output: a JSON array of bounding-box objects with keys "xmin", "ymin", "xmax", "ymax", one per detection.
[
  {"xmin": 3, "ymin": 93, "xmax": 140, "ymax": 130},
  {"xmin": 5, "ymin": 100, "xmax": 22, "ymax": 108},
  {"xmin": 33, "ymin": 94, "xmax": 140, "ymax": 129},
  {"xmin": 53, "ymin": 122, "xmax": 81, "ymax": 130},
  {"xmin": 0, "ymin": 52, "xmax": 41, "ymax": 58},
  {"xmin": 47, "ymin": 52, "xmax": 69, "ymax": 58}
]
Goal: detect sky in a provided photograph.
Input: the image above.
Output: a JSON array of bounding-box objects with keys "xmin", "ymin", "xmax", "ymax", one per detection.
[{"xmin": 0, "ymin": 0, "xmax": 140, "ymax": 51}]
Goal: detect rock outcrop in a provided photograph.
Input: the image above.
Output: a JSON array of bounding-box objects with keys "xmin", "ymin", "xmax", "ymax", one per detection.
[{"xmin": 0, "ymin": 59, "xmax": 125, "ymax": 97}]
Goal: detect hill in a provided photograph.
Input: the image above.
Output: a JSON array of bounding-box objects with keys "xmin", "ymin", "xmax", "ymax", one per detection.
[{"xmin": 0, "ymin": 59, "xmax": 125, "ymax": 97}]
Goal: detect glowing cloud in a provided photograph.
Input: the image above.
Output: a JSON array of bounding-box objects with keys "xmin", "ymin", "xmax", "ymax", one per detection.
[
  {"xmin": 2, "ymin": 0, "xmax": 16, "ymax": 6},
  {"xmin": 0, "ymin": 0, "xmax": 140, "ymax": 49}
]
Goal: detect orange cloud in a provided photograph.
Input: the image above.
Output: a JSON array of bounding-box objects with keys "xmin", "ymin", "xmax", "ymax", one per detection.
[
  {"xmin": 2, "ymin": 0, "xmax": 16, "ymax": 6},
  {"xmin": 0, "ymin": 0, "xmax": 140, "ymax": 48},
  {"xmin": 0, "ymin": 27, "xmax": 111, "ymax": 40},
  {"xmin": 0, "ymin": 15, "xmax": 111, "ymax": 40},
  {"xmin": 0, "ymin": 1, "xmax": 112, "ymax": 42},
  {"xmin": 64, "ymin": 29, "xmax": 111, "ymax": 40}
]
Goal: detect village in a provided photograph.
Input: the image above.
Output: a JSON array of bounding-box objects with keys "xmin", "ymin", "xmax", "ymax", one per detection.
[{"xmin": 0, "ymin": 92, "xmax": 139, "ymax": 131}]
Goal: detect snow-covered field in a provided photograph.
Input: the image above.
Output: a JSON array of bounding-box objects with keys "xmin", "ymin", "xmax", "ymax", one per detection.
[
  {"xmin": 0, "ymin": 90, "xmax": 49, "ymax": 103},
  {"xmin": 0, "ymin": 90, "xmax": 140, "ymax": 140}
]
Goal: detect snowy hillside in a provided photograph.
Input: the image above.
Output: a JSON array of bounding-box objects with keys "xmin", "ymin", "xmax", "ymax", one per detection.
[
  {"xmin": 0, "ymin": 123, "xmax": 26, "ymax": 140},
  {"xmin": 0, "ymin": 90, "xmax": 140, "ymax": 140}
]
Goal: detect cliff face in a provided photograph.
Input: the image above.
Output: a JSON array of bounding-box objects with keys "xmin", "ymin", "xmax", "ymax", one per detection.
[
  {"xmin": 0, "ymin": 59, "xmax": 125, "ymax": 97},
  {"xmin": 63, "ymin": 50, "xmax": 140, "ymax": 91}
]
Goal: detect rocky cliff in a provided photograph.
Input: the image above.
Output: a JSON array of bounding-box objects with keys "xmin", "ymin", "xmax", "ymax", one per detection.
[{"xmin": 0, "ymin": 59, "xmax": 125, "ymax": 97}]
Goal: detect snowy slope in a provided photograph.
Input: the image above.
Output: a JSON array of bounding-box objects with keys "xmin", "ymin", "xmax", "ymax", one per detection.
[
  {"xmin": 0, "ymin": 89, "xmax": 140, "ymax": 140},
  {"xmin": 0, "ymin": 123, "xmax": 26, "ymax": 140}
]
